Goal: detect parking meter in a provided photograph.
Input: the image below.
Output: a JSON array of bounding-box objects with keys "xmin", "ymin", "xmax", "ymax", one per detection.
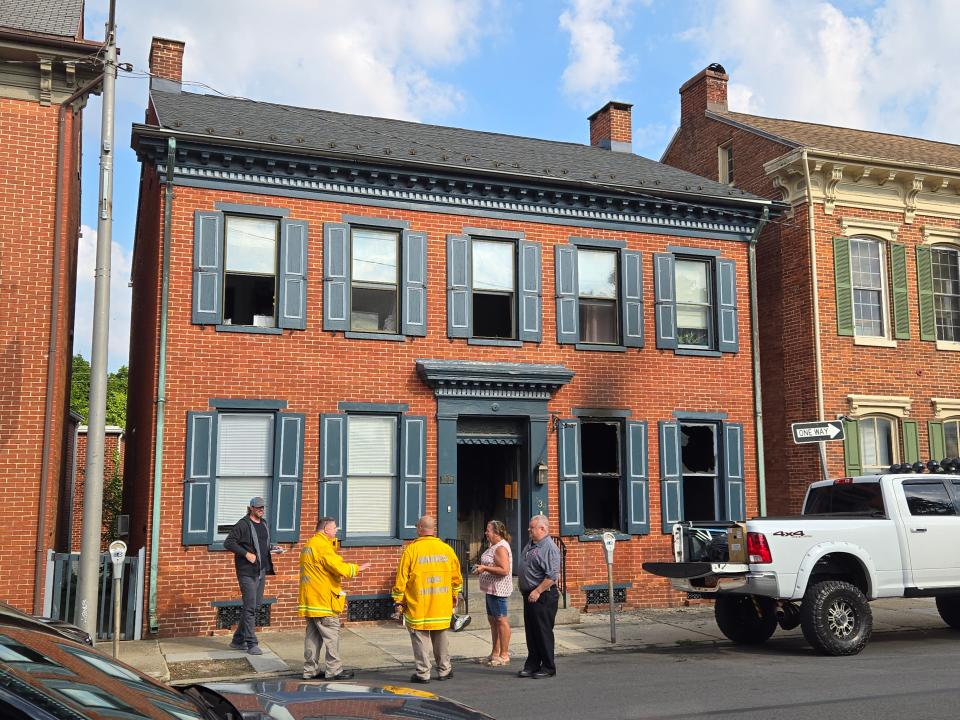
[
  {"xmin": 602, "ymin": 532, "xmax": 616, "ymax": 643},
  {"xmin": 108, "ymin": 541, "xmax": 126, "ymax": 658}
]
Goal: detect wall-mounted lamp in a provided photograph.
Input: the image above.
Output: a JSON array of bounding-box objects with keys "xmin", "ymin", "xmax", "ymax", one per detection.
[{"xmin": 536, "ymin": 462, "xmax": 548, "ymax": 485}]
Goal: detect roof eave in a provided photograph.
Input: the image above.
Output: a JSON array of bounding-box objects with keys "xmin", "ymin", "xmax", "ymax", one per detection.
[
  {"xmin": 705, "ymin": 110, "xmax": 799, "ymax": 149},
  {"xmin": 131, "ymin": 123, "xmax": 775, "ymax": 211},
  {"xmin": 765, "ymin": 146, "xmax": 960, "ymax": 180},
  {"xmin": 0, "ymin": 27, "xmax": 102, "ymax": 54}
]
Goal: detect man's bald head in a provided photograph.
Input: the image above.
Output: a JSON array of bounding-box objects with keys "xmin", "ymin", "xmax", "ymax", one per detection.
[{"xmin": 416, "ymin": 515, "xmax": 436, "ymax": 536}]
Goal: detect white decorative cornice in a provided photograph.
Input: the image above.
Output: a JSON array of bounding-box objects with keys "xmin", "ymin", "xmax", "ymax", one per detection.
[
  {"xmin": 38, "ymin": 57, "xmax": 52, "ymax": 106},
  {"xmin": 905, "ymin": 175, "xmax": 926, "ymax": 224},
  {"xmin": 921, "ymin": 225, "xmax": 960, "ymax": 246},
  {"xmin": 823, "ymin": 165, "xmax": 846, "ymax": 215},
  {"xmin": 932, "ymin": 398, "xmax": 960, "ymax": 420},
  {"xmin": 840, "ymin": 217, "xmax": 900, "ymax": 243},
  {"xmin": 847, "ymin": 394, "xmax": 912, "ymax": 418}
]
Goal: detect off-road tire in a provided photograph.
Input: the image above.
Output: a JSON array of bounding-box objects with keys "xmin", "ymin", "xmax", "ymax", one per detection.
[
  {"xmin": 935, "ymin": 595, "xmax": 960, "ymax": 629},
  {"xmin": 800, "ymin": 580, "xmax": 872, "ymax": 656},
  {"xmin": 714, "ymin": 594, "xmax": 778, "ymax": 644}
]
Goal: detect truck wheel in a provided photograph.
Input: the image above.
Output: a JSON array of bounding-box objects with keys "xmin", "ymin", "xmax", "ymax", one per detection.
[
  {"xmin": 714, "ymin": 595, "xmax": 778, "ymax": 644},
  {"xmin": 800, "ymin": 580, "xmax": 872, "ymax": 656},
  {"xmin": 935, "ymin": 595, "xmax": 960, "ymax": 629}
]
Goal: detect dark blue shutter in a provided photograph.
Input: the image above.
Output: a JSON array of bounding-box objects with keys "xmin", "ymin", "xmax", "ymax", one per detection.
[
  {"xmin": 654, "ymin": 254, "xmax": 677, "ymax": 349},
  {"xmin": 183, "ymin": 412, "xmax": 216, "ymax": 545},
  {"xmin": 400, "ymin": 416, "xmax": 427, "ymax": 539},
  {"xmin": 624, "ymin": 421, "xmax": 650, "ymax": 534},
  {"xmin": 323, "ymin": 223, "xmax": 349, "ymax": 332},
  {"xmin": 447, "ymin": 234, "xmax": 471, "ymax": 338},
  {"xmin": 717, "ymin": 258, "xmax": 739, "ymax": 353},
  {"xmin": 402, "ymin": 230, "xmax": 427, "ymax": 336},
  {"xmin": 621, "ymin": 249, "xmax": 644, "ymax": 348},
  {"xmin": 192, "ymin": 211, "xmax": 223, "ymax": 325},
  {"xmin": 519, "ymin": 240, "xmax": 542, "ymax": 343},
  {"xmin": 557, "ymin": 419, "xmax": 583, "ymax": 536},
  {"xmin": 319, "ymin": 414, "xmax": 346, "ymax": 534},
  {"xmin": 659, "ymin": 421, "xmax": 682, "ymax": 532},
  {"xmin": 271, "ymin": 413, "xmax": 304, "ymax": 542},
  {"xmin": 723, "ymin": 423, "xmax": 745, "ymax": 521},
  {"xmin": 555, "ymin": 245, "xmax": 579, "ymax": 344},
  {"xmin": 278, "ymin": 219, "xmax": 308, "ymax": 330}
]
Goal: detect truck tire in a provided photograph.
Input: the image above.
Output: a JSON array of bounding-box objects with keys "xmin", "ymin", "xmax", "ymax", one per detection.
[
  {"xmin": 935, "ymin": 595, "xmax": 960, "ymax": 629},
  {"xmin": 714, "ymin": 595, "xmax": 778, "ymax": 644},
  {"xmin": 800, "ymin": 580, "xmax": 872, "ymax": 656}
]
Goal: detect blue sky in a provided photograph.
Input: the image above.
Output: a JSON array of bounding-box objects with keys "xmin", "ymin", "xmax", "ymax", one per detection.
[{"xmin": 74, "ymin": 0, "xmax": 960, "ymax": 370}]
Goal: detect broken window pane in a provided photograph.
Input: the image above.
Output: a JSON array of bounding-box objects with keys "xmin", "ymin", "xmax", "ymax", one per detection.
[
  {"xmin": 472, "ymin": 239, "xmax": 515, "ymax": 339},
  {"xmin": 351, "ymin": 228, "xmax": 399, "ymax": 333},
  {"xmin": 223, "ymin": 216, "xmax": 278, "ymax": 326},
  {"xmin": 578, "ymin": 250, "xmax": 618, "ymax": 344},
  {"xmin": 581, "ymin": 421, "xmax": 621, "ymax": 531},
  {"xmin": 681, "ymin": 423, "xmax": 718, "ymax": 521}
]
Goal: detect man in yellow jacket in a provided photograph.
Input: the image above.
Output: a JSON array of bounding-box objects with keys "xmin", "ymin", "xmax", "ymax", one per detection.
[
  {"xmin": 391, "ymin": 515, "xmax": 463, "ymax": 683},
  {"xmin": 299, "ymin": 516, "xmax": 370, "ymax": 680}
]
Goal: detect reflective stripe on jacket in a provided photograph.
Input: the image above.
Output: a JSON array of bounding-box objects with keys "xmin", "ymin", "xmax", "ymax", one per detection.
[
  {"xmin": 391, "ymin": 536, "xmax": 463, "ymax": 631},
  {"xmin": 297, "ymin": 532, "xmax": 358, "ymax": 617}
]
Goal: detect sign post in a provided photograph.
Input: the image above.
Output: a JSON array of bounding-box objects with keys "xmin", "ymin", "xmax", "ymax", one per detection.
[
  {"xmin": 791, "ymin": 420, "xmax": 846, "ymax": 482},
  {"xmin": 108, "ymin": 540, "xmax": 127, "ymax": 658},
  {"xmin": 602, "ymin": 532, "xmax": 617, "ymax": 643}
]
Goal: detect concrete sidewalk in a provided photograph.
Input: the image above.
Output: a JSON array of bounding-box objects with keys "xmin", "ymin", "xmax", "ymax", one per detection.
[{"xmin": 118, "ymin": 598, "xmax": 949, "ymax": 684}]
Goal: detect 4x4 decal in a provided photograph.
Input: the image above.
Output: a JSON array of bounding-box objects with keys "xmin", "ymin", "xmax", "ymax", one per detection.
[{"xmin": 772, "ymin": 530, "xmax": 808, "ymax": 537}]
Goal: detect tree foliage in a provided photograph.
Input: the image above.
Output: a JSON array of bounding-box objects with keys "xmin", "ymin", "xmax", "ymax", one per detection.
[{"xmin": 70, "ymin": 354, "xmax": 127, "ymax": 428}]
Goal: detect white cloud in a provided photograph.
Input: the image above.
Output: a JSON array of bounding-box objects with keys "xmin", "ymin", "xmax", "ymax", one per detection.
[
  {"xmin": 686, "ymin": 0, "xmax": 960, "ymax": 144},
  {"xmin": 73, "ymin": 225, "xmax": 132, "ymax": 372},
  {"xmin": 95, "ymin": 0, "xmax": 492, "ymax": 122},
  {"xmin": 559, "ymin": 0, "xmax": 634, "ymax": 105}
]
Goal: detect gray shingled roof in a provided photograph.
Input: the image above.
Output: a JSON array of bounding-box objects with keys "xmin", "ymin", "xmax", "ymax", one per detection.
[
  {"xmin": 0, "ymin": 0, "xmax": 83, "ymax": 38},
  {"xmin": 150, "ymin": 90, "xmax": 766, "ymax": 205}
]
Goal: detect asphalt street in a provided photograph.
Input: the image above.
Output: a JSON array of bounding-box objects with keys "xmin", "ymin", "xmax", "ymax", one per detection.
[{"xmin": 391, "ymin": 625, "xmax": 960, "ymax": 720}]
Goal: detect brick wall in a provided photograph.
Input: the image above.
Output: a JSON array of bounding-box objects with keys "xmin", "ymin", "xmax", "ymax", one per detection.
[
  {"xmin": 126, "ymin": 176, "xmax": 760, "ymax": 636},
  {"xmin": 71, "ymin": 429, "xmax": 126, "ymax": 552},
  {"xmin": 0, "ymin": 97, "xmax": 83, "ymax": 612}
]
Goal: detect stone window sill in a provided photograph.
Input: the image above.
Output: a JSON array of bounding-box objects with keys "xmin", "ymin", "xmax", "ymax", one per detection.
[
  {"xmin": 937, "ymin": 341, "xmax": 960, "ymax": 352},
  {"xmin": 854, "ymin": 336, "xmax": 897, "ymax": 348}
]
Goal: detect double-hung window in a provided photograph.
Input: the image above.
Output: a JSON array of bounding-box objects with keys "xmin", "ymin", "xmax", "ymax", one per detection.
[
  {"xmin": 925, "ymin": 245, "xmax": 960, "ymax": 342},
  {"xmin": 556, "ymin": 416, "xmax": 649, "ymax": 536},
  {"xmin": 925, "ymin": 417, "xmax": 960, "ymax": 466},
  {"xmin": 654, "ymin": 249, "xmax": 738, "ymax": 354},
  {"xmin": 323, "ymin": 217, "xmax": 427, "ymax": 339},
  {"xmin": 555, "ymin": 239, "xmax": 642, "ymax": 349},
  {"xmin": 834, "ymin": 234, "xmax": 908, "ymax": 341},
  {"xmin": 192, "ymin": 205, "xmax": 308, "ymax": 332},
  {"xmin": 183, "ymin": 403, "xmax": 305, "ymax": 546},
  {"xmin": 718, "ymin": 143, "xmax": 734, "ymax": 185},
  {"xmin": 319, "ymin": 407, "xmax": 426, "ymax": 542},
  {"xmin": 658, "ymin": 418, "xmax": 745, "ymax": 531},
  {"xmin": 447, "ymin": 230, "xmax": 542, "ymax": 344},
  {"xmin": 842, "ymin": 413, "xmax": 923, "ymax": 475}
]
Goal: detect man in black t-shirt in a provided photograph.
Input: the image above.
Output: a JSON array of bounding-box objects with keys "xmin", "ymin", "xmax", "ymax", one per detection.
[{"xmin": 224, "ymin": 497, "xmax": 277, "ymax": 655}]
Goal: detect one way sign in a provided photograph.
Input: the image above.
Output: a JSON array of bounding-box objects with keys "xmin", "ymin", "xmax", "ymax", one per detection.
[{"xmin": 791, "ymin": 420, "xmax": 845, "ymax": 444}]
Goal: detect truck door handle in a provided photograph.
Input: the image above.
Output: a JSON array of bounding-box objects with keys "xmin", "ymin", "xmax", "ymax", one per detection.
[{"xmin": 911, "ymin": 528, "xmax": 928, "ymax": 533}]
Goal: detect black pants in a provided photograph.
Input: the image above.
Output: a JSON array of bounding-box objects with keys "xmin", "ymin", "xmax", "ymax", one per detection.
[
  {"xmin": 232, "ymin": 572, "xmax": 265, "ymax": 647},
  {"xmin": 521, "ymin": 587, "xmax": 558, "ymax": 673}
]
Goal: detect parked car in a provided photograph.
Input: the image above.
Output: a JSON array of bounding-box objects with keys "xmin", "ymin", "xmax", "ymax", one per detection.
[
  {"xmin": 0, "ymin": 600, "xmax": 93, "ymax": 646},
  {"xmin": 644, "ymin": 468, "xmax": 960, "ymax": 656},
  {"xmin": 0, "ymin": 623, "xmax": 494, "ymax": 719}
]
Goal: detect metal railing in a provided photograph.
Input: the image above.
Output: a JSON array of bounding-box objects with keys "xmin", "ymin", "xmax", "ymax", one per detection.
[
  {"xmin": 552, "ymin": 535, "xmax": 567, "ymax": 609},
  {"xmin": 445, "ymin": 538, "xmax": 470, "ymax": 614}
]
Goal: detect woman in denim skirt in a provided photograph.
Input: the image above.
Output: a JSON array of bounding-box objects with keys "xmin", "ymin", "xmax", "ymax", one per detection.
[{"xmin": 474, "ymin": 520, "xmax": 513, "ymax": 666}]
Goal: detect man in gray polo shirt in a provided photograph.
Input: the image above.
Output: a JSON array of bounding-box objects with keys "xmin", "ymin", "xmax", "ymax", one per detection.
[{"xmin": 516, "ymin": 514, "xmax": 561, "ymax": 679}]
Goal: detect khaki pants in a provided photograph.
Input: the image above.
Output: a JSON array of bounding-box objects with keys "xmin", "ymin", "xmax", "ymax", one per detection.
[
  {"xmin": 303, "ymin": 616, "xmax": 342, "ymax": 678},
  {"xmin": 408, "ymin": 628, "xmax": 451, "ymax": 680}
]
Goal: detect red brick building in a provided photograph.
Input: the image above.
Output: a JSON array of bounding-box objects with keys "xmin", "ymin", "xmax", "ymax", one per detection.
[
  {"xmin": 69, "ymin": 425, "xmax": 125, "ymax": 553},
  {"xmin": 0, "ymin": 1, "xmax": 101, "ymax": 613},
  {"xmin": 663, "ymin": 64, "xmax": 960, "ymax": 514},
  {"xmin": 125, "ymin": 39, "xmax": 778, "ymax": 637}
]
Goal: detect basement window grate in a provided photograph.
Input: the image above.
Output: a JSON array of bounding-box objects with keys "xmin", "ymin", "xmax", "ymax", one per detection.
[
  {"xmin": 216, "ymin": 603, "xmax": 272, "ymax": 629},
  {"xmin": 348, "ymin": 597, "xmax": 395, "ymax": 621},
  {"xmin": 585, "ymin": 587, "xmax": 627, "ymax": 606}
]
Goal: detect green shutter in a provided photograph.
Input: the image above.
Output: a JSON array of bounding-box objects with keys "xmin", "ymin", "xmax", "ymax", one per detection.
[
  {"xmin": 917, "ymin": 245, "xmax": 936, "ymax": 341},
  {"xmin": 833, "ymin": 237, "xmax": 854, "ymax": 336},
  {"xmin": 901, "ymin": 420, "xmax": 919, "ymax": 465},
  {"xmin": 929, "ymin": 421, "xmax": 946, "ymax": 462},
  {"xmin": 890, "ymin": 242, "xmax": 910, "ymax": 339},
  {"xmin": 842, "ymin": 419, "xmax": 861, "ymax": 476}
]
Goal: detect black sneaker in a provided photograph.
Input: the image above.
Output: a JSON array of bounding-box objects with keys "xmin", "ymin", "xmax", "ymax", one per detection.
[
  {"xmin": 409, "ymin": 674, "xmax": 430, "ymax": 684},
  {"xmin": 326, "ymin": 670, "xmax": 355, "ymax": 681}
]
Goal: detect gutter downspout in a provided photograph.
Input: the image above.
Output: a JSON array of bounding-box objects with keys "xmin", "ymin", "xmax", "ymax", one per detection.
[
  {"xmin": 748, "ymin": 207, "xmax": 770, "ymax": 516},
  {"xmin": 801, "ymin": 150, "xmax": 829, "ymax": 481},
  {"xmin": 148, "ymin": 137, "xmax": 175, "ymax": 633},
  {"xmin": 35, "ymin": 71, "xmax": 104, "ymax": 615}
]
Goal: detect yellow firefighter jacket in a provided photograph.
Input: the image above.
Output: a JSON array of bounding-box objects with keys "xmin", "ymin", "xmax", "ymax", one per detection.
[
  {"xmin": 297, "ymin": 532, "xmax": 358, "ymax": 617},
  {"xmin": 391, "ymin": 535, "xmax": 463, "ymax": 631}
]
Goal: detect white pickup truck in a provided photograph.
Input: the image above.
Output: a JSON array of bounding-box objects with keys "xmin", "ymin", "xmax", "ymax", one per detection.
[{"xmin": 643, "ymin": 471, "xmax": 960, "ymax": 656}]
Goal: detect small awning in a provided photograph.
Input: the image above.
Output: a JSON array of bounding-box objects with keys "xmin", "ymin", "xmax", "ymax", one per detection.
[{"xmin": 456, "ymin": 434, "xmax": 522, "ymax": 446}]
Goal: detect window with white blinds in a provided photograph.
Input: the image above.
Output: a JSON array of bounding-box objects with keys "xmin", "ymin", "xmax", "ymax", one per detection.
[
  {"xmin": 346, "ymin": 415, "xmax": 397, "ymax": 537},
  {"xmin": 215, "ymin": 413, "xmax": 274, "ymax": 537}
]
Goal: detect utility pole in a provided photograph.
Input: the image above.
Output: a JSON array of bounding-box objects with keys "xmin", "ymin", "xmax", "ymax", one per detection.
[{"xmin": 75, "ymin": 0, "xmax": 117, "ymax": 640}]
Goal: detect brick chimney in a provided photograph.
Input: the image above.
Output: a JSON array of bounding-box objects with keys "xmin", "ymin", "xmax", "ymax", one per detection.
[
  {"xmin": 148, "ymin": 37, "xmax": 185, "ymax": 91},
  {"xmin": 588, "ymin": 101, "xmax": 633, "ymax": 153},
  {"xmin": 679, "ymin": 63, "xmax": 728, "ymax": 122}
]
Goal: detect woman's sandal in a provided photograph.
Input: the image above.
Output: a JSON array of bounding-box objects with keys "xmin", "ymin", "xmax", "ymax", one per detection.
[{"xmin": 489, "ymin": 655, "xmax": 510, "ymax": 666}]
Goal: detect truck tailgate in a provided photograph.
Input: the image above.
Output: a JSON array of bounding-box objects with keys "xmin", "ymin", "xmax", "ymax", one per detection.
[{"xmin": 643, "ymin": 562, "xmax": 748, "ymax": 579}]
